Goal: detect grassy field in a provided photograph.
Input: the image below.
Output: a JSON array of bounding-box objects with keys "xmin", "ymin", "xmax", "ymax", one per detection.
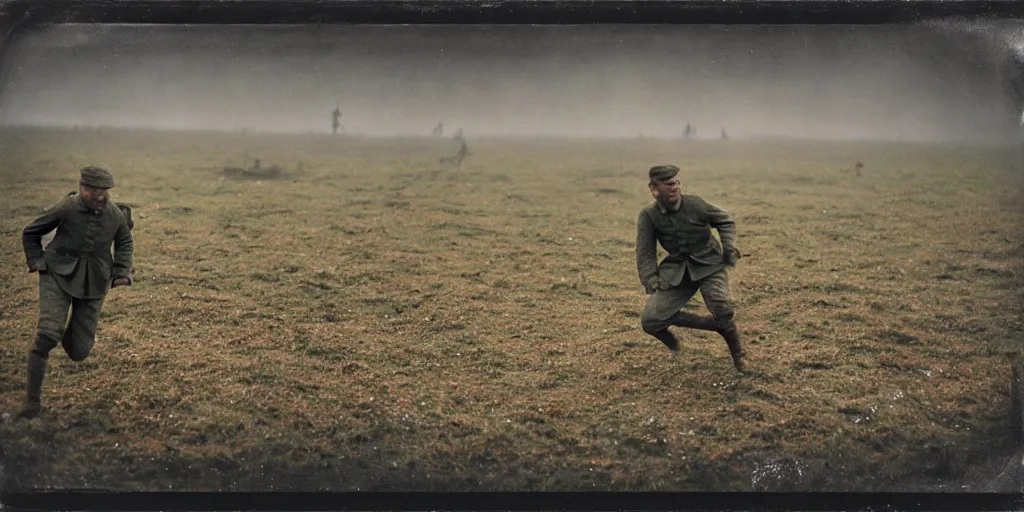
[{"xmin": 0, "ymin": 127, "xmax": 1022, "ymax": 492}]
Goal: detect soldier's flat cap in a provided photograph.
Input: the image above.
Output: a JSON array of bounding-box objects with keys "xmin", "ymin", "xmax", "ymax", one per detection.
[
  {"xmin": 649, "ymin": 165, "xmax": 679, "ymax": 181},
  {"xmin": 80, "ymin": 166, "xmax": 115, "ymax": 189}
]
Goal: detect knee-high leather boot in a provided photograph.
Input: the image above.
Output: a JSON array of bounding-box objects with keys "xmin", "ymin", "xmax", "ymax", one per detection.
[
  {"xmin": 17, "ymin": 352, "xmax": 47, "ymax": 419},
  {"xmin": 717, "ymin": 323, "xmax": 747, "ymax": 372}
]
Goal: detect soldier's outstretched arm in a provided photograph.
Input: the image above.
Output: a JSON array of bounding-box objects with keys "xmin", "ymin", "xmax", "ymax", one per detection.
[
  {"xmin": 112, "ymin": 211, "xmax": 134, "ymax": 286},
  {"xmin": 635, "ymin": 211, "xmax": 660, "ymax": 292},
  {"xmin": 22, "ymin": 196, "xmax": 71, "ymax": 271}
]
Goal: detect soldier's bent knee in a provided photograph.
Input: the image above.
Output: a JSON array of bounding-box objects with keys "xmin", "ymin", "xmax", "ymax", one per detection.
[
  {"xmin": 67, "ymin": 350, "xmax": 89, "ymax": 362},
  {"xmin": 37, "ymin": 317, "xmax": 65, "ymax": 337},
  {"xmin": 711, "ymin": 309, "xmax": 736, "ymax": 329},
  {"xmin": 640, "ymin": 315, "xmax": 667, "ymax": 335},
  {"xmin": 705, "ymin": 297, "xmax": 735, "ymax": 319},
  {"xmin": 30, "ymin": 334, "xmax": 59, "ymax": 359},
  {"xmin": 62, "ymin": 332, "xmax": 95, "ymax": 362}
]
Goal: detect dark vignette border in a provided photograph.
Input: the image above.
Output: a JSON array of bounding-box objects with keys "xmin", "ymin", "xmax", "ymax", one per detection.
[
  {"xmin": 1, "ymin": 490, "xmax": 1024, "ymax": 511},
  {"xmin": 1, "ymin": 0, "xmax": 1024, "ymax": 26},
  {"xmin": 0, "ymin": 0, "xmax": 1023, "ymax": 511}
]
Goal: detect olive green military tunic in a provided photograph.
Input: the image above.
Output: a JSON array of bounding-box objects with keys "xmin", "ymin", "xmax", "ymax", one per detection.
[
  {"xmin": 635, "ymin": 194, "xmax": 738, "ymax": 334},
  {"xmin": 21, "ymin": 192, "xmax": 134, "ymax": 359}
]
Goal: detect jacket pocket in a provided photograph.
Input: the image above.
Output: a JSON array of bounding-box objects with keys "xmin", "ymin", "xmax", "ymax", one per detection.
[{"xmin": 658, "ymin": 261, "xmax": 686, "ymax": 287}]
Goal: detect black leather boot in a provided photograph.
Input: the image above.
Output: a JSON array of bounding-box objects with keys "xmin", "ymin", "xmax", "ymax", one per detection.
[
  {"xmin": 717, "ymin": 324, "xmax": 747, "ymax": 372},
  {"xmin": 17, "ymin": 352, "xmax": 47, "ymax": 419},
  {"xmin": 651, "ymin": 329, "xmax": 680, "ymax": 352}
]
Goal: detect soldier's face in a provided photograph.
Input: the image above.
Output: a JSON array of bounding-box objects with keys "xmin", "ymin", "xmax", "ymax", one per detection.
[
  {"xmin": 651, "ymin": 178, "xmax": 681, "ymax": 204},
  {"xmin": 80, "ymin": 185, "xmax": 110, "ymax": 210}
]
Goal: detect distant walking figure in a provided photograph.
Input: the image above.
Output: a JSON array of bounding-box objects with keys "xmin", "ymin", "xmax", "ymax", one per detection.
[
  {"xmin": 432, "ymin": 122, "xmax": 444, "ymax": 137},
  {"xmin": 332, "ymin": 106, "xmax": 344, "ymax": 135}
]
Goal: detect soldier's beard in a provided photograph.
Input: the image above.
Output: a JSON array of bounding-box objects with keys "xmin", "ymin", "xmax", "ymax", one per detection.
[{"xmin": 659, "ymin": 195, "xmax": 681, "ymax": 210}]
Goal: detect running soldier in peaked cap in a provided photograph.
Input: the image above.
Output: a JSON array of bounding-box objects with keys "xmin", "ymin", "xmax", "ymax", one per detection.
[
  {"xmin": 635, "ymin": 164, "xmax": 747, "ymax": 372},
  {"xmin": 17, "ymin": 165, "xmax": 135, "ymax": 418}
]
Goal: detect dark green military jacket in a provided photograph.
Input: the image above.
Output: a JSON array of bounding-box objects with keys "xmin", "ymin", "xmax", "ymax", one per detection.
[
  {"xmin": 22, "ymin": 192, "xmax": 134, "ymax": 300},
  {"xmin": 635, "ymin": 194, "xmax": 736, "ymax": 289}
]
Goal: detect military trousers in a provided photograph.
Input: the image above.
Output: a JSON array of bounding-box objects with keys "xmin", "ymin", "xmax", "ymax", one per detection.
[
  {"xmin": 641, "ymin": 269, "xmax": 736, "ymax": 334},
  {"xmin": 33, "ymin": 272, "xmax": 105, "ymax": 362}
]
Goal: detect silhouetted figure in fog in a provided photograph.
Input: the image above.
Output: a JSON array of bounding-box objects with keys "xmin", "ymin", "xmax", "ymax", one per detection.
[
  {"xmin": 440, "ymin": 139, "xmax": 471, "ymax": 169},
  {"xmin": 432, "ymin": 122, "xmax": 444, "ymax": 137},
  {"xmin": 332, "ymin": 106, "xmax": 343, "ymax": 135},
  {"xmin": 684, "ymin": 123, "xmax": 696, "ymax": 140},
  {"xmin": 454, "ymin": 128, "xmax": 464, "ymax": 142},
  {"xmin": 721, "ymin": 129, "xmax": 728, "ymax": 141},
  {"xmin": 854, "ymin": 161, "xmax": 863, "ymax": 177}
]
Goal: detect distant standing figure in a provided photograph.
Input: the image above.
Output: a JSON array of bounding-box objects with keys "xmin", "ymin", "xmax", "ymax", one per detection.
[
  {"xmin": 432, "ymin": 122, "xmax": 444, "ymax": 137},
  {"xmin": 332, "ymin": 106, "xmax": 343, "ymax": 135},
  {"xmin": 18, "ymin": 166, "xmax": 134, "ymax": 419},
  {"xmin": 635, "ymin": 165, "xmax": 747, "ymax": 372},
  {"xmin": 721, "ymin": 129, "xmax": 728, "ymax": 140}
]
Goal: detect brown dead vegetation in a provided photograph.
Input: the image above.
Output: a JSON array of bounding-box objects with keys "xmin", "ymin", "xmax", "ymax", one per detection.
[{"xmin": 0, "ymin": 127, "xmax": 1021, "ymax": 492}]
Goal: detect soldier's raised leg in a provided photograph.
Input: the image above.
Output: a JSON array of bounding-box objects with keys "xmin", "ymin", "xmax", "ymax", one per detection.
[
  {"xmin": 19, "ymin": 273, "xmax": 73, "ymax": 419},
  {"xmin": 640, "ymin": 279, "xmax": 700, "ymax": 351},
  {"xmin": 61, "ymin": 295, "xmax": 105, "ymax": 362},
  {"xmin": 699, "ymin": 270, "xmax": 746, "ymax": 372}
]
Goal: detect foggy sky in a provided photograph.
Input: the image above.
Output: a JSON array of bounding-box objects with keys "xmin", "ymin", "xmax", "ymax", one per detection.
[{"xmin": 0, "ymin": 22, "xmax": 1021, "ymax": 141}]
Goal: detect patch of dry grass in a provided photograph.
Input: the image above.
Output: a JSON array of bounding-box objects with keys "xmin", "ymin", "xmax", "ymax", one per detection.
[{"xmin": 0, "ymin": 127, "xmax": 1022, "ymax": 491}]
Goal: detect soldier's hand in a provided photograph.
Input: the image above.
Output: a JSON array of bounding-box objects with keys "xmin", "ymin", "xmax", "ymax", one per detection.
[
  {"xmin": 645, "ymin": 277, "xmax": 663, "ymax": 295},
  {"xmin": 28, "ymin": 261, "xmax": 47, "ymax": 273},
  {"xmin": 724, "ymin": 247, "xmax": 741, "ymax": 267},
  {"xmin": 112, "ymin": 277, "xmax": 131, "ymax": 288}
]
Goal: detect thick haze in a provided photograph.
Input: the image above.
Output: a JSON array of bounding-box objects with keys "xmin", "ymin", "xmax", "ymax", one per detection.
[{"xmin": 0, "ymin": 23, "xmax": 1021, "ymax": 141}]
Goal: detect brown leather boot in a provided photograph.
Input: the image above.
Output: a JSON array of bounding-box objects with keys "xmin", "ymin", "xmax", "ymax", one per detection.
[
  {"xmin": 670, "ymin": 311, "xmax": 717, "ymax": 331},
  {"xmin": 717, "ymin": 325, "xmax": 747, "ymax": 372},
  {"xmin": 17, "ymin": 353, "xmax": 46, "ymax": 419}
]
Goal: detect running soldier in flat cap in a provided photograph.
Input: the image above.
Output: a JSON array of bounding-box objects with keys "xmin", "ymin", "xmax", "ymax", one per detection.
[
  {"xmin": 17, "ymin": 166, "xmax": 134, "ymax": 419},
  {"xmin": 635, "ymin": 165, "xmax": 747, "ymax": 372}
]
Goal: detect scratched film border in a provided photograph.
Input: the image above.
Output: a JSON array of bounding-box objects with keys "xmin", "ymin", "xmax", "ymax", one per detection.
[{"xmin": 0, "ymin": 0, "xmax": 1023, "ymax": 511}]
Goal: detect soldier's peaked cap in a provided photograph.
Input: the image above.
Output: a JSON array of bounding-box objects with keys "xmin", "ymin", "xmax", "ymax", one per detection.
[
  {"xmin": 649, "ymin": 165, "xmax": 679, "ymax": 181},
  {"xmin": 80, "ymin": 166, "xmax": 115, "ymax": 189}
]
